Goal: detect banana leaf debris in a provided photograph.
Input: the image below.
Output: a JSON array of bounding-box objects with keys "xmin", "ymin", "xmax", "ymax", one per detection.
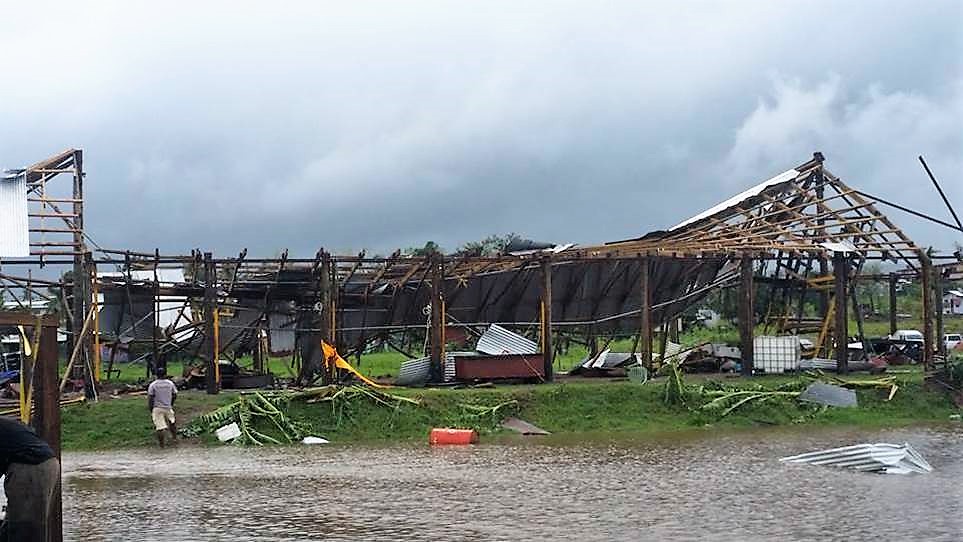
[
  {"xmin": 183, "ymin": 386, "xmax": 419, "ymax": 446},
  {"xmin": 662, "ymin": 363, "xmax": 901, "ymax": 418}
]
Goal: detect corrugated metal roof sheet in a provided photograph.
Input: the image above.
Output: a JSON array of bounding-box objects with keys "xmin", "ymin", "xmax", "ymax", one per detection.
[
  {"xmin": 780, "ymin": 442, "xmax": 932, "ymax": 474},
  {"xmin": 396, "ymin": 356, "xmax": 430, "ymax": 387},
  {"xmin": 0, "ymin": 173, "xmax": 29, "ymax": 257},
  {"xmin": 476, "ymin": 324, "xmax": 538, "ymax": 355},
  {"xmin": 671, "ymin": 168, "xmax": 799, "ymax": 231}
]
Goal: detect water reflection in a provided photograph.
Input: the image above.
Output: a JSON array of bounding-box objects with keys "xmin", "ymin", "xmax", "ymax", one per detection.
[{"xmin": 63, "ymin": 426, "xmax": 963, "ymax": 541}]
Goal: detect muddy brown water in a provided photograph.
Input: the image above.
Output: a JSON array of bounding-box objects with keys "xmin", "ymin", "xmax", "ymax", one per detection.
[{"xmin": 59, "ymin": 426, "xmax": 963, "ymax": 541}]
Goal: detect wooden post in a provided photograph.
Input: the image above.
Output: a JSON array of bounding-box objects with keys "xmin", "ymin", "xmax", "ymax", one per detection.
[
  {"xmin": 319, "ymin": 252, "xmax": 336, "ymax": 383},
  {"xmin": 29, "ymin": 314, "xmax": 62, "ymax": 542},
  {"xmin": 833, "ymin": 253, "xmax": 849, "ymax": 374},
  {"xmin": 639, "ymin": 257, "xmax": 653, "ymax": 369},
  {"xmin": 203, "ymin": 252, "xmax": 219, "ymax": 394},
  {"xmin": 253, "ymin": 322, "xmax": 264, "ymax": 374},
  {"xmin": 428, "ymin": 253, "xmax": 445, "ymax": 383},
  {"xmin": 888, "ymin": 273, "xmax": 898, "ymax": 335},
  {"xmin": 540, "ymin": 256, "xmax": 554, "ymax": 382},
  {"xmin": 88, "ymin": 254, "xmax": 101, "ymax": 384},
  {"xmin": 921, "ymin": 254, "xmax": 934, "ymax": 368},
  {"xmin": 739, "ymin": 257, "xmax": 754, "ymax": 376},
  {"xmin": 936, "ymin": 267, "xmax": 945, "ymax": 358},
  {"xmin": 327, "ymin": 255, "xmax": 338, "ymax": 350},
  {"xmin": 850, "ymin": 280, "xmax": 869, "ymax": 358},
  {"xmin": 151, "ymin": 252, "xmax": 160, "ymax": 375},
  {"xmin": 71, "ymin": 150, "xmax": 93, "ymax": 401}
]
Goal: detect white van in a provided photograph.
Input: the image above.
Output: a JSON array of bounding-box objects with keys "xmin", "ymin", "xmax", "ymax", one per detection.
[{"xmin": 945, "ymin": 334, "xmax": 962, "ymax": 350}]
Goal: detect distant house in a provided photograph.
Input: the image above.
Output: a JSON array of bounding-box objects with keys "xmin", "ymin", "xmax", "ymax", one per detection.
[{"xmin": 945, "ymin": 289, "xmax": 963, "ymax": 315}]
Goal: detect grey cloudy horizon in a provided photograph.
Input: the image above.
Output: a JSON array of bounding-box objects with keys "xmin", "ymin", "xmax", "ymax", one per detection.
[{"xmin": 1, "ymin": 1, "xmax": 961, "ymax": 258}]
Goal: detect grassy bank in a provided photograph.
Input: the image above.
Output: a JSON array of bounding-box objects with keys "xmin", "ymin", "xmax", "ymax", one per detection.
[{"xmin": 61, "ymin": 371, "xmax": 959, "ymax": 451}]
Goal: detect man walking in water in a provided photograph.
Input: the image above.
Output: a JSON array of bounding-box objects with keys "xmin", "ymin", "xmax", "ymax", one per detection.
[
  {"xmin": 0, "ymin": 416, "xmax": 59, "ymax": 542},
  {"xmin": 148, "ymin": 367, "xmax": 178, "ymax": 447}
]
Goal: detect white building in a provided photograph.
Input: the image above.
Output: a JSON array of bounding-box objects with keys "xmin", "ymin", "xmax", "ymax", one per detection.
[{"xmin": 944, "ymin": 289, "xmax": 963, "ymax": 315}]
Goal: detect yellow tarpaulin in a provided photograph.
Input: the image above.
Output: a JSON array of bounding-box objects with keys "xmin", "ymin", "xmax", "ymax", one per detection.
[{"xmin": 321, "ymin": 341, "xmax": 386, "ymax": 388}]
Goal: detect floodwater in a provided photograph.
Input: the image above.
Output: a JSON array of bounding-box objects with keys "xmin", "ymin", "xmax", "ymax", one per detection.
[{"xmin": 61, "ymin": 425, "xmax": 963, "ymax": 541}]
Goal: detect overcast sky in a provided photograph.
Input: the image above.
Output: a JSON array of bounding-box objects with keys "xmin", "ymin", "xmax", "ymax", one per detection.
[{"xmin": 1, "ymin": 1, "xmax": 961, "ymax": 258}]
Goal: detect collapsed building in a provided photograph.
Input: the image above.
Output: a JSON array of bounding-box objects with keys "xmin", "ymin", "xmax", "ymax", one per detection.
[{"xmin": 2, "ymin": 150, "xmax": 962, "ymax": 393}]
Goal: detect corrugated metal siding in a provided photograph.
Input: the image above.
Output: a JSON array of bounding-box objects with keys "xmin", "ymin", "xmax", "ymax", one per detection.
[
  {"xmin": 476, "ymin": 324, "xmax": 538, "ymax": 355},
  {"xmin": 0, "ymin": 174, "xmax": 29, "ymax": 257},
  {"xmin": 396, "ymin": 356, "xmax": 430, "ymax": 386},
  {"xmin": 268, "ymin": 301, "xmax": 297, "ymax": 355}
]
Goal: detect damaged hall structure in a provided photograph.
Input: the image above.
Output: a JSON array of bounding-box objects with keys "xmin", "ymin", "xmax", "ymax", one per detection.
[{"xmin": 2, "ymin": 150, "xmax": 962, "ymax": 396}]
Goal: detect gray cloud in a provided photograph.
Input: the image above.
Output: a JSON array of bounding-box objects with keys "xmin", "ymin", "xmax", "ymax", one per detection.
[{"xmin": 1, "ymin": 1, "xmax": 961, "ymax": 258}]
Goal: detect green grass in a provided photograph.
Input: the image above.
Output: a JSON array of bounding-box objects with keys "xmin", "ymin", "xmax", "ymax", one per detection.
[
  {"xmin": 61, "ymin": 368, "xmax": 959, "ymax": 450},
  {"xmin": 61, "ymin": 390, "xmax": 232, "ymax": 449}
]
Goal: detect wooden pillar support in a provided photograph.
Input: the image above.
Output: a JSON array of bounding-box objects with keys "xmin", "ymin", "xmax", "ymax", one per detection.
[
  {"xmin": 319, "ymin": 252, "xmax": 338, "ymax": 383},
  {"xmin": 833, "ymin": 253, "xmax": 849, "ymax": 375},
  {"xmin": 639, "ymin": 257, "xmax": 653, "ymax": 369},
  {"xmin": 888, "ymin": 273, "xmax": 898, "ymax": 335},
  {"xmin": 921, "ymin": 254, "xmax": 934, "ymax": 368},
  {"xmin": 936, "ymin": 268, "xmax": 945, "ymax": 358},
  {"xmin": 540, "ymin": 256, "xmax": 554, "ymax": 382},
  {"xmin": 71, "ymin": 149, "xmax": 93, "ymax": 401},
  {"xmin": 203, "ymin": 252, "xmax": 219, "ymax": 394},
  {"xmin": 86, "ymin": 252, "xmax": 101, "ymax": 384},
  {"xmin": 739, "ymin": 257, "xmax": 754, "ymax": 376},
  {"xmin": 428, "ymin": 254, "xmax": 445, "ymax": 383},
  {"xmin": 2, "ymin": 312, "xmax": 64, "ymax": 542}
]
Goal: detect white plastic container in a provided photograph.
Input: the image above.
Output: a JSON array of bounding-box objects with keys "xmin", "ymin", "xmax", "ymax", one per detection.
[
  {"xmin": 753, "ymin": 336, "xmax": 801, "ymax": 373},
  {"xmin": 215, "ymin": 422, "xmax": 241, "ymax": 442}
]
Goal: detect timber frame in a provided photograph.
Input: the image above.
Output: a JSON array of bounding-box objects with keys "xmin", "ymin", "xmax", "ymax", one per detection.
[{"xmin": 1, "ymin": 150, "xmax": 957, "ymax": 390}]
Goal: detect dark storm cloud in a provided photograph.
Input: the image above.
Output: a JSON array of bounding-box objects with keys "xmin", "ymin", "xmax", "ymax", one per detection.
[{"xmin": 1, "ymin": 1, "xmax": 961, "ymax": 258}]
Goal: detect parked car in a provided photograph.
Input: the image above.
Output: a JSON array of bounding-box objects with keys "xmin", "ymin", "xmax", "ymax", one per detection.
[
  {"xmin": 945, "ymin": 334, "xmax": 962, "ymax": 351},
  {"xmin": 888, "ymin": 329, "xmax": 924, "ymax": 342}
]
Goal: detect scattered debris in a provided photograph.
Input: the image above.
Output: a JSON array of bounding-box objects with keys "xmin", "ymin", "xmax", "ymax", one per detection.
[
  {"xmin": 396, "ymin": 325, "xmax": 543, "ymax": 386},
  {"xmin": 753, "ymin": 336, "xmax": 802, "ymax": 373},
  {"xmin": 798, "ymin": 382, "xmax": 858, "ymax": 408},
  {"xmin": 501, "ymin": 417, "xmax": 550, "ymax": 435},
  {"xmin": 396, "ymin": 356, "xmax": 431, "ymax": 387},
  {"xmin": 476, "ymin": 324, "xmax": 538, "ymax": 355},
  {"xmin": 301, "ymin": 436, "xmax": 329, "ymax": 445},
  {"xmin": 780, "ymin": 442, "xmax": 933, "ymax": 475},
  {"xmin": 799, "ymin": 358, "xmax": 888, "ymax": 374},
  {"xmin": 429, "ymin": 428, "xmax": 479, "ymax": 445},
  {"xmin": 215, "ymin": 422, "xmax": 241, "ymax": 442},
  {"xmin": 569, "ymin": 350, "xmax": 642, "ymax": 376},
  {"xmin": 183, "ymin": 386, "xmax": 418, "ymax": 446},
  {"xmin": 628, "ymin": 365, "xmax": 648, "ymax": 384}
]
